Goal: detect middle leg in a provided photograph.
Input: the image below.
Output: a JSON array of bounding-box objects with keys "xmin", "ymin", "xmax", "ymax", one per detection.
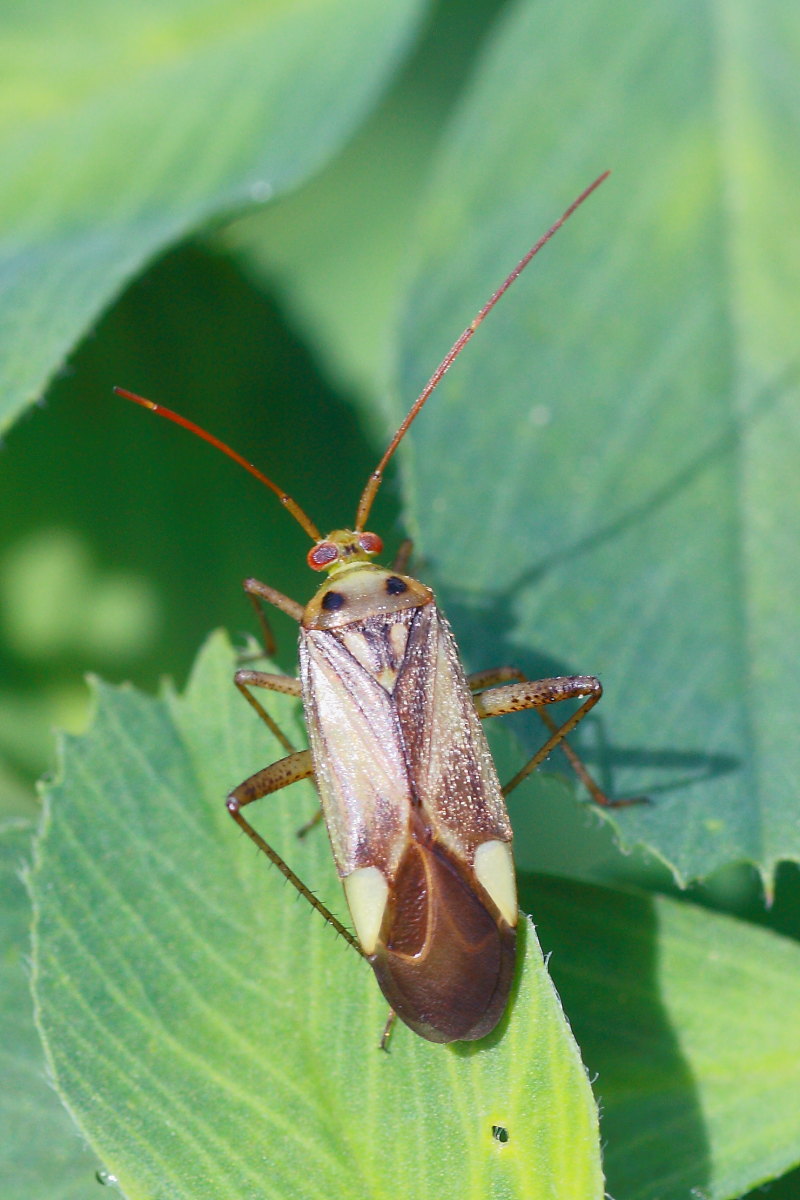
[{"xmin": 234, "ymin": 666, "xmax": 327, "ymax": 833}]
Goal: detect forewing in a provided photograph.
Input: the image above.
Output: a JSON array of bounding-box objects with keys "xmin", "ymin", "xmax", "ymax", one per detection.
[
  {"xmin": 393, "ymin": 605, "xmax": 512, "ymax": 859},
  {"xmin": 299, "ymin": 628, "xmax": 411, "ymax": 878}
]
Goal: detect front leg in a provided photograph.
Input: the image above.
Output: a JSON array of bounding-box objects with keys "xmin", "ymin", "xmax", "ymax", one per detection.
[
  {"xmin": 241, "ymin": 576, "xmax": 303, "ymax": 661},
  {"xmin": 235, "ymin": 574, "xmax": 305, "ymax": 753},
  {"xmin": 243, "ymin": 576, "xmax": 304, "ymax": 623}
]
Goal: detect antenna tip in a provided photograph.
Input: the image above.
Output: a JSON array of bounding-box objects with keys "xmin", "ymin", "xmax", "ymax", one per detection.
[{"xmin": 114, "ymin": 387, "xmax": 157, "ymax": 412}]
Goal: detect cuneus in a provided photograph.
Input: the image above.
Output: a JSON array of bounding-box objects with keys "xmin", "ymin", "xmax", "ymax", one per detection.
[{"xmin": 117, "ymin": 171, "xmax": 628, "ymax": 1046}]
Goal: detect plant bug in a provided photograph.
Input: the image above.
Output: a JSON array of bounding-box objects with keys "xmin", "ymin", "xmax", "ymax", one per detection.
[{"xmin": 116, "ymin": 171, "xmax": 620, "ymax": 1045}]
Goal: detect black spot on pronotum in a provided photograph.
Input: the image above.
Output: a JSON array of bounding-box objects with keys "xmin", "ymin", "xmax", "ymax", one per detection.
[
  {"xmin": 385, "ymin": 576, "xmax": 408, "ymax": 595},
  {"xmin": 321, "ymin": 591, "xmax": 346, "ymax": 612},
  {"xmin": 491, "ymin": 1125, "xmax": 509, "ymax": 1144}
]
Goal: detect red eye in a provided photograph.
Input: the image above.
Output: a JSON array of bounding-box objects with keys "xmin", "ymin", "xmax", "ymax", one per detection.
[
  {"xmin": 307, "ymin": 541, "xmax": 338, "ymax": 570},
  {"xmin": 358, "ymin": 532, "xmax": 383, "ymax": 555}
]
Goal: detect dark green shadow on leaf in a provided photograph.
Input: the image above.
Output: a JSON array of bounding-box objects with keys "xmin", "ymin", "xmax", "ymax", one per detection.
[{"xmin": 525, "ymin": 872, "xmax": 800, "ymax": 1200}]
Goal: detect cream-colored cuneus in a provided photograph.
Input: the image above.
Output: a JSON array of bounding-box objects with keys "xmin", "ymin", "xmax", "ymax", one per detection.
[
  {"xmin": 343, "ymin": 865, "xmax": 389, "ymax": 955},
  {"xmin": 473, "ymin": 839, "xmax": 518, "ymax": 928}
]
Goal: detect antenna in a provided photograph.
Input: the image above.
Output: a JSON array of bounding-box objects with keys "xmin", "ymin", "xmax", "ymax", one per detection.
[
  {"xmin": 114, "ymin": 388, "xmax": 322, "ymax": 542},
  {"xmin": 354, "ymin": 170, "xmax": 610, "ymax": 531}
]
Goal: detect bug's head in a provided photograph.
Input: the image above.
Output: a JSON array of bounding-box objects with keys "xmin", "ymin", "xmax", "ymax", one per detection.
[{"xmin": 306, "ymin": 529, "xmax": 384, "ymax": 574}]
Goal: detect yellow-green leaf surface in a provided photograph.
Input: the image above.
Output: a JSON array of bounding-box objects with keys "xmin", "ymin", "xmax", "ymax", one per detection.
[
  {"xmin": 0, "ymin": 0, "xmax": 425, "ymax": 432},
  {"xmin": 30, "ymin": 634, "xmax": 603, "ymax": 1200},
  {"xmin": 390, "ymin": 0, "xmax": 800, "ymax": 889},
  {"xmin": 0, "ymin": 820, "xmax": 98, "ymax": 1199},
  {"xmin": 531, "ymin": 876, "xmax": 800, "ymax": 1200}
]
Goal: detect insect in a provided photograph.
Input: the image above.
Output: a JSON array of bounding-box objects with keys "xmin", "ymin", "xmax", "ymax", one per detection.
[{"xmin": 116, "ymin": 171, "xmax": 620, "ymax": 1045}]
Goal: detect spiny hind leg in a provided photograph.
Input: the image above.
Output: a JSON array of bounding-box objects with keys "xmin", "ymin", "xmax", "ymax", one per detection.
[
  {"xmin": 227, "ymin": 749, "xmax": 361, "ymax": 953},
  {"xmin": 471, "ymin": 672, "xmax": 639, "ymax": 806}
]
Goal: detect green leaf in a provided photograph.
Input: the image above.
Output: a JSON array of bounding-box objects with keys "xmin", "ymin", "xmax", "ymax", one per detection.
[
  {"xmin": 0, "ymin": 819, "xmax": 98, "ymax": 1198},
  {"xmin": 530, "ymin": 874, "xmax": 800, "ymax": 1200},
  {"xmin": 221, "ymin": 0, "xmax": 508, "ymax": 409},
  {"xmin": 30, "ymin": 633, "xmax": 603, "ymax": 1200},
  {"xmin": 0, "ymin": 0, "xmax": 426, "ymax": 433},
  {"xmin": 392, "ymin": 0, "xmax": 800, "ymax": 888}
]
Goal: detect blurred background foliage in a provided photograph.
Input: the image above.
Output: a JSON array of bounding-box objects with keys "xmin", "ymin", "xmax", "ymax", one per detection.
[
  {"xmin": 2, "ymin": 0, "xmax": 800, "ymax": 1195},
  {"xmin": 1, "ymin": 0, "xmax": 504, "ymax": 807}
]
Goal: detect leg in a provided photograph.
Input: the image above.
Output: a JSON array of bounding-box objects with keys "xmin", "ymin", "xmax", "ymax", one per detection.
[
  {"xmin": 392, "ymin": 539, "xmax": 414, "ymax": 574},
  {"xmin": 468, "ymin": 666, "xmax": 525, "ymax": 692},
  {"xmin": 239, "ymin": 576, "xmax": 305, "ymax": 659},
  {"xmin": 379, "ymin": 1009, "xmax": 397, "ymax": 1053},
  {"xmin": 296, "ymin": 806, "xmax": 325, "ymax": 839},
  {"xmin": 532, "ymin": 705, "xmax": 642, "ymax": 807},
  {"xmin": 243, "ymin": 576, "xmax": 304, "ymax": 623},
  {"xmin": 227, "ymin": 751, "xmax": 362, "ymax": 955},
  {"xmin": 242, "ymin": 590, "xmax": 277, "ymax": 658},
  {"xmin": 234, "ymin": 668, "xmax": 302, "ymax": 756},
  {"xmin": 235, "ymin": 575, "xmax": 305, "ymax": 749},
  {"xmin": 232, "ymin": 583, "xmax": 345, "ymax": 919},
  {"xmin": 473, "ymin": 674, "xmax": 630, "ymax": 806},
  {"xmin": 235, "ymin": 666, "xmax": 329, "ymax": 829}
]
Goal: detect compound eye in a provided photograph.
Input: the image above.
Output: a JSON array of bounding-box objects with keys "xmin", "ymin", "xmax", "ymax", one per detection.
[
  {"xmin": 358, "ymin": 532, "xmax": 383, "ymax": 556},
  {"xmin": 307, "ymin": 541, "xmax": 339, "ymax": 571}
]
